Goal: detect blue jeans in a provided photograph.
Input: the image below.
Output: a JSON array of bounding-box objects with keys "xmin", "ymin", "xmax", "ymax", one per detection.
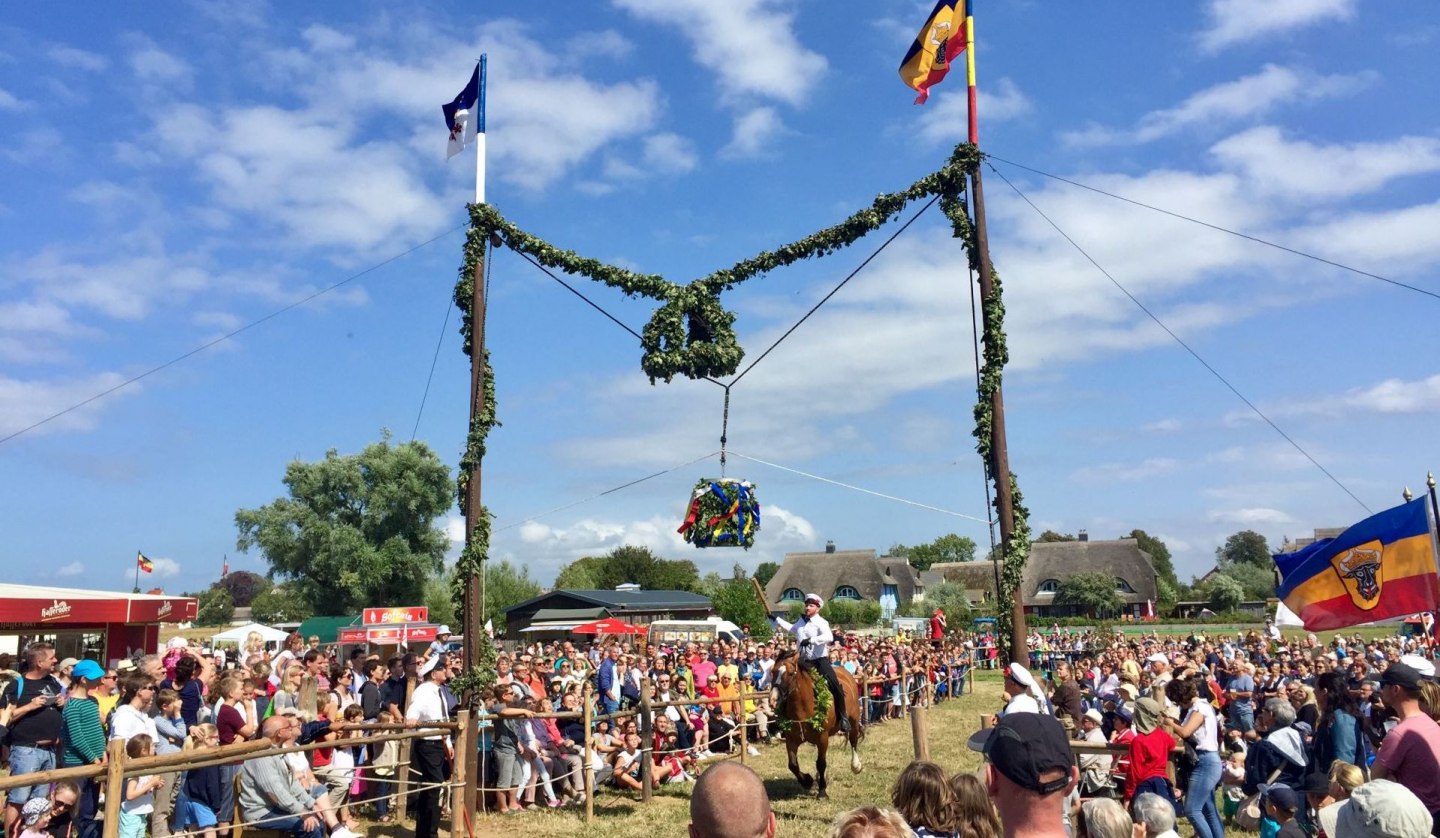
[
  {"xmin": 6, "ymin": 745, "xmax": 56, "ymax": 805},
  {"xmin": 1134, "ymin": 776, "xmax": 1175, "ymax": 810},
  {"xmin": 1185, "ymin": 750, "xmax": 1225, "ymax": 838},
  {"xmin": 599, "ymin": 696, "xmax": 619, "ymax": 716},
  {"xmin": 258, "ymin": 815, "xmax": 326, "ymax": 838},
  {"xmin": 1231, "ymin": 705, "xmax": 1254, "ymax": 733}
]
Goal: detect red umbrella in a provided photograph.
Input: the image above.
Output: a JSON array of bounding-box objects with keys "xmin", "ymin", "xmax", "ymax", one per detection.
[{"xmin": 573, "ymin": 616, "xmax": 647, "ymax": 635}]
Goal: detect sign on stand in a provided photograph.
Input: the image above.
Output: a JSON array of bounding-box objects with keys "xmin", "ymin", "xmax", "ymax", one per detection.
[{"xmin": 363, "ymin": 606, "xmax": 428, "ymax": 625}]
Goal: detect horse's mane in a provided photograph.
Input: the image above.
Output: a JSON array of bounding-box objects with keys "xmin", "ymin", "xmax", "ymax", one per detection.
[{"xmin": 775, "ymin": 648, "xmax": 797, "ymax": 666}]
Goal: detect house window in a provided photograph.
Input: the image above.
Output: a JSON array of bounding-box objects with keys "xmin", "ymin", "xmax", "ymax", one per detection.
[
  {"xmin": 781, "ymin": 588, "xmax": 805, "ymax": 602},
  {"xmin": 834, "ymin": 586, "xmax": 862, "ymax": 600},
  {"xmin": 1037, "ymin": 579, "xmax": 1060, "ymax": 594},
  {"xmin": 1115, "ymin": 578, "xmax": 1136, "ymax": 594}
]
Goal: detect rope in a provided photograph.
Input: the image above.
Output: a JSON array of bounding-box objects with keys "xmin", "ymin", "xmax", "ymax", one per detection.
[
  {"xmin": 986, "ymin": 161, "xmax": 1373, "ymax": 515},
  {"xmin": 725, "ymin": 450, "xmax": 990, "ymax": 523},
  {"xmin": 719, "ymin": 387, "xmax": 731, "ymax": 476},
  {"xmin": 0, "ymin": 223, "xmax": 467, "ymax": 449},
  {"xmin": 983, "ymin": 153, "xmax": 1440, "ymax": 304},
  {"xmin": 411, "ymin": 290, "xmax": 454, "ymax": 441},
  {"xmin": 491, "ymin": 450, "xmax": 720, "ymax": 533}
]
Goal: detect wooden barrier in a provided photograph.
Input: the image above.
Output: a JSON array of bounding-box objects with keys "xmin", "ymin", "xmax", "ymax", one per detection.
[
  {"xmin": 449, "ymin": 709, "xmax": 471, "ymax": 838},
  {"xmin": 639, "ymin": 677, "xmax": 653, "ymax": 802},
  {"xmin": 582, "ymin": 684, "xmax": 595, "ymax": 827},
  {"xmin": 102, "ymin": 738, "xmax": 125, "ymax": 838}
]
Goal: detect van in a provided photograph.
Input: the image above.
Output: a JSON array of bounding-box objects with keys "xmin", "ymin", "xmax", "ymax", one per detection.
[{"xmin": 647, "ymin": 618, "xmax": 744, "ymax": 648}]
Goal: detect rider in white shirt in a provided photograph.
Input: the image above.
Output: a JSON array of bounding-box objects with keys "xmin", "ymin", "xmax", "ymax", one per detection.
[{"xmin": 775, "ymin": 593, "xmax": 851, "ymax": 734}]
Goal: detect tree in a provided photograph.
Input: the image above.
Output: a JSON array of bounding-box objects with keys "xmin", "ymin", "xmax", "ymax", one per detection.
[
  {"xmin": 698, "ymin": 571, "xmax": 726, "ymax": 598},
  {"xmin": 890, "ymin": 534, "xmax": 978, "ymax": 571},
  {"xmin": 924, "ymin": 581, "xmax": 973, "ymax": 626},
  {"xmin": 754, "ymin": 561, "xmax": 780, "ymax": 589},
  {"xmin": 1054, "ymin": 572, "xmax": 1123, "ymax": 617},
  {"xmin": 1206, "ymin": 574, "xmax": 1245, "ymax": 612},
  {"xmin": 249, "ymin": 584, "xmax": 312, "ymax": 624},
  {"xmin": 1127, "ymin": 529, "xmax": 1180, "ymax": 602},
  {"xmin": 1214, "ymin": 561, "xmax": 1278, "ymax": 601},
  {"xmin": 234, "ymin": 433, "xmax": 453, "ymax": 616},
  {"xmin": 1217, "ymin": 530, "xmax": 1272, "ymax": 568},
  {"xmin": 484, "ymin": 560, "xmax": 541, "ymax": 631},
  {"xmin": 197, "ymin": 588, "xmax": 234, "ymax": 627},
  {"xmin": 711, "ymin": 579, "xmax": 772, "ymax": 640},
  {"xmin": 554, "ymin": 557, "xmax": 605, "ymax": 589},
  {"xmin": 424, "ymin": 571, "xmax": 458, "ymax": 632},
  {"xmin": 570, "ymin": 545, "xmax": 701, "ymax": 592},
  {"xmin": 212, "ymin": 570, "xmax": 268, "ymax": 608},
  {"xmin": 1036, "ymin": 530, "xmax": 1077, "ymax": 543}
]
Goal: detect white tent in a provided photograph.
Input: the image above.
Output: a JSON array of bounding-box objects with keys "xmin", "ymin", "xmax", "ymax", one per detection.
[{"xmin": 210, "ymin": 622, "xmax": 290, "ymax": 648}]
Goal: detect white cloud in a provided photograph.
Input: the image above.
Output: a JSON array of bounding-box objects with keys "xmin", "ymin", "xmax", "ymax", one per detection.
[
  {"xmin": 1071, "ymin": 458, "xmax": 1182, "ymax": 484},
  {"xmin": 0, "ymin": 372, "xmax": 139, "ymax": 438},
  {"xmin": 1063, "ymin": 65, "xmax": 1372, "ymax": 147},
  {"xmin": 1210, "ymin": 127, "xmax": 1440, "ymax": 201},
  {"xmin": 129, "ymin": 43, "xmax": 192, "ymax": 87},
  {"xmin": 914, "ymin": 77, "xmax": 1032, "ymax": 145},
  {"xmin": 1200, "ymin": 0, "xmax": 1356, "ymax": 52},
  {"xmin": 300, "ymin": 25, "xmax": 355, "ymax": 53},
  {"xmin": 1143, "ymin": 419, "xmax": 1183, "ymax": 433},
  {"xmin": 57, "ymin": 562, "xmax": 85, "ymax": 577},
  {"xmin": 123, "ymin": 557, "xmax": 181, "ymax": 579},
  {"xmin": 48, "ymin": 46, "xmax": 108, "ymax": 71},
  {"xmin": 1269, "ymin": 373, "xmax": 1440, "ymax": 418},
  {"xmin": 1289, "ymin": 200, "xmax": 1440, "ymax": 276},
  {"xmin": 721, "ymin": 107, "xmax": 785, "ymax": 158},
  {"xmin": 444, "ymin": 516, "xmax": 467, "ymax": 544},
  {"xmin": 566, "ymin": 30, "xmax": 634, "ymax": 59},
  {"xmin": 0, "ymin": 88, "xmax": 26, "ymax": 110},
  {"xmin": 613, "ymin": 0, "xmax": 826, "ymax": 106},
  {"xmin": 642, "ymin": 133, "xmax": 698, "ymax": 174},
  {"xmin": 1208, "ymin": 507, "xmax": 1295, "ymax": 526}
]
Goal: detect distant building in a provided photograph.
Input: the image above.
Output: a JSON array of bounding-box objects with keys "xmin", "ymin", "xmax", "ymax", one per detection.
[
  {"xmin": 764, "ymin": 542, "xmax": 922, "ymax": 619},
  {"xmin": 503, "ymin": 587, "xmax": 713, "ymax": 637},
  {"xmin": 931, "ymin": 535, "xmax": 1160, "ymax": 620}
]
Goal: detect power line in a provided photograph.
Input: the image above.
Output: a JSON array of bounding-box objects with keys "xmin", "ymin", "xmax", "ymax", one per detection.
[
  {"xmin": 984, "ymin": 153, "xmax": 1440, "ymax": 303},
  {"xmin": 492, "ymin": 450, "xmax": 721, "ymax": 533},
  {"xmin": 0, "ymin": 224, "xmax": 467, "ymax": 449},
  {"xmin": 411, "ymin": 292, "xmax": 454, "ymax": 442},
  {"xmin": 985, "ymin": 162, "xmax": 1372, "ymax": 515}
]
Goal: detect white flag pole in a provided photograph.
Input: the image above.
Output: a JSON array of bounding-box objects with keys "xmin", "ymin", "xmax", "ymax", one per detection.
[{"xmin": 475, "ymin": 54, "xmax": 487, "ymax": 205}]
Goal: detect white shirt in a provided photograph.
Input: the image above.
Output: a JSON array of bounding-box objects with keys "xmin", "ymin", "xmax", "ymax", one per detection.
[
  {"xmin": 1002, "ymin": 693, "xmax": 1041, "ymax": 716},
  {"xmin": 1184, "ymin": 697, "xmax": 1220, "ymax": 752},
  {"xmin": 109, "ymin": 704, "xmax": 159, "ymax": 744},
  {"xmin": 776, "ymin": 614, "xmax": 834, "ymax": 661},
  {"xmin": 405, "ymin": 681, "xmax": 450, "ymax": 742}
]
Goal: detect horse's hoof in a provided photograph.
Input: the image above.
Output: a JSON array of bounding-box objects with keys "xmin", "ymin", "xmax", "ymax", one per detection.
[
  {"xmin": 799, "ymin": 774, "xmax": 814, "ymax": 790},
  {"xmin": 817, "ymin": 790, "xmax": 829, "ymax": 800}
]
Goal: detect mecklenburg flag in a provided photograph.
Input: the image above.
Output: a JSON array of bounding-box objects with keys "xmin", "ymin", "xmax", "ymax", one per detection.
[
  {"xmin": 899, "ymin": 0, "xmax": 967, "ymax": 104},
  {"xmin": 137, "ymin": 551, "xmax": 154, "ymax": 573},
  {"xmin": 443, "ymin": 65, "xmax": 480, "ymax": 159},
  {"xmin": 1274, "ymin": 498, "xmax": 1440, "ymax": 631}
]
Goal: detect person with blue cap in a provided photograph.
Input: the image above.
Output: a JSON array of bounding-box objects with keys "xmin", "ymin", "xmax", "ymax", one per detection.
[
  {"xmin": 776, "ymin": 593, "xmax": 850, "ymax": 734},
  {"xmin": 60, "ymin": 660, "xmax": 107, "ymax": 838}
]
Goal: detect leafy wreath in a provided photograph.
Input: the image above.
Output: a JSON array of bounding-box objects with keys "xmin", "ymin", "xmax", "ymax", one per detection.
[{"xmin": 775, "ymin": 668, "xmax": 831, "ymax": 734}]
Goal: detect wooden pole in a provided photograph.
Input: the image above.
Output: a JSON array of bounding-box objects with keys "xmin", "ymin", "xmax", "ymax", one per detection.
[
  {"xmin": 738, "ymin": 694, "xmax": 748, "ymax": 765},
  {"xmin": 969, "ymin": 163, "xmax": 1027, "ymax": 664},
  {"xmin": 102, "ymin": 738, "xmax": 126, "ymax": 838},
  {"xmin": 639, "ymin": 677, "xmax": 653, "ymax": 802},
  {"xmin": 460, "ymin": 219, "xmax": 491, "ymax": 823},
  {"xmin": 449, "ymin": 709, "xmax": 470, "ymax": 838},
  {"xmin": 582, "ymin": 685, "xmax": 595, "ymax": 827},
  {"xmin": 910, "ymin": 698, "xmax": 930, "ymax": 761}
]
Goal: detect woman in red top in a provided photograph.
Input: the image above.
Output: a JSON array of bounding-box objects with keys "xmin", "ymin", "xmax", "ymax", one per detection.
[
  {"xmin": 214, "ymin": 675, "xmax": 255, "ymax": 838},
  {"xmin": 1125, "ymin": 697, "xmax": 1176, "ymax": 807}
]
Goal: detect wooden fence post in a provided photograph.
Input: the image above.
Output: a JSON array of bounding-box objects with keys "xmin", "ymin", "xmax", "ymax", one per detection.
[
  {"xmin": 639, "ymin": 677, "xmax": 653, "ymax": 802},
  {"xmin": 582, "ymin": 685, "xmax": 594, "ymax": 827},
  {"xmin": 102, "ymin": 738, "xmax": 126, "ymax": 838},
  {"xmin": 449, "ymin": 711, "xmax": 469, "ymax": 838},
  {"xmin": 910, "ymin": 698, "xmax": 930, "ymax": 761},
  {"xmin": 396, "ymin": 738, "xmax": 412, "ymax": 821},
  {"xmin": 738, "ymin": 694, "xmax": 748, "ymax": 765}
]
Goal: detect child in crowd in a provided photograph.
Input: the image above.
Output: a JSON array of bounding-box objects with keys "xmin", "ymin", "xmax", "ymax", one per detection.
[
  {"xmin": 19, "ymin": 799, "xmax": 52, "ymax": 838},
  {"xmin": 370, "ymin": 710, "xmax": 401, "ymax": 823},
  {"xmin": 121, "ymin": 734, "xmax": 162, "ymax": 838},
  {"xmin": 181, "ymin": 724, "xmax": 224, "ymax": 838},
  {"xmin": 155, "ymin": 688, "xmax": 188, "ymax": 754},
  {"xmin": 1261, "ymin": 784, "xmax": 1304, "ymax": 838},
  {"xmin": 948, "ymin": 772, "xmax": 1001, "ymax": 838},
  {"xmin": 1221, "ymin": 750, "xmax": 1247, "ymax": 823}
]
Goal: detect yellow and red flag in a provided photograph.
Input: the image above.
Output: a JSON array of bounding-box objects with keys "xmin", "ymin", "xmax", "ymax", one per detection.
[
  {"xmin": 1274, "ymin": 498, "xmax": 1440, "ymax": 631},
  {"xmin": 137, "ymin": 551, "xmax": 154, "ymax": 573},
  {"xmin": 899, "ymin": 0, "xmax": 967, "ymax": 105}
]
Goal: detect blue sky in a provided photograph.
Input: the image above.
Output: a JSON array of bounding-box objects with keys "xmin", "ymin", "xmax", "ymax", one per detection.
[{"xmin": 3, "ymin": 0, "xmax": 1439, "ymax": 599}]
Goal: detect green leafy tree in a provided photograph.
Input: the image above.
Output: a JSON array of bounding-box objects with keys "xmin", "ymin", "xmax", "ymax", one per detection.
[
  {"xmin": 1036, "ymin": 530, "xmax": 1077, "ymax": 543},
  {"xmin": 854, "ymin": 601, "xmax": 882, "ymax": 626},
  {"xmin": 424, "ymin": 571, "xmax": 458, "ymax": 632},
  {"xmin": 554, "ymin": 557, "xmax": 605, "ymax": 589},
  {"xmin": 753, "ymin": 561, "xmax": 780, "ymax": 589},
  {"xmin": 234, "ymin": 433, "xmax": 452, "ymax": 616},
  {"xmin": 571, "ymin": 545, "xmax": 701, "ymax": 592},
  {"xmin": 484, "ymin": 560, "xmax": 542, "ymax": 631},
  {"xmin": 249, "ymin": 584, "xmax": 312, "ymax": 624},
  {"xmin": 1206, "ymin": 574, "xmax": 1245, "ymax": 612},
  {"xmin": 698, "ymin": 571, "xmax": 726, "ymax": 598},
  {"xmin": 711, "ymin": 579, "xmax": 772, "ymax": 640},
  {"xmin": 213, "ymin": 570, "xmax": 268, "ymax": 608},
  {"xmin": 1214, "ymin": 560, "xmax": 1278, "ymax": 601},
  {"xmin": 890, "ymin": 534, "xmax": 978, "ymax": 570},
  {"xmin": 1054, "ymin": 572, "xmax": 1123, "ymax": 617},
  {"xmin": 1127, "ymin": 529, "xmax": 1180, "ymax": 605},
  {"xmin": 924, "ymin": 581, "xmax": 973, "ymax": 626},
  {"xmin": 197, "ymin": 588, "xmax": 235, "ymax": 627},
  {"xmin": 821, "ymin": 599, "xmax": 857, "ymax": 626},
  {"xmin": 1217, "ymin": 530, "xmax": 1273, "ymax": 568}
]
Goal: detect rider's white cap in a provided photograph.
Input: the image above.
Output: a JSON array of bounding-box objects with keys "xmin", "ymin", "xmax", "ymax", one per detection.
[{"xmin": 804, "ymin": 593, "xmax": 823, "ymax": 606}]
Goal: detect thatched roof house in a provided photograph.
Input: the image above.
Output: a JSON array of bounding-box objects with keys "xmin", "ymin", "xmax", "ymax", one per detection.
[
  {"xmin": 931, "ymin": 536, "xmax": 1159, "ymax": 619},
  {"xmin": 763, "ymin": 544, "xmax": 922, "ymax": 617}
]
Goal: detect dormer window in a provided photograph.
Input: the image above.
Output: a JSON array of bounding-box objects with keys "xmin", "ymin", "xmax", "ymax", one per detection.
[
  {"xmin": 834, "ymin": 585, "xmax": 862, "ymax": 600},
  {"xmin": 1037, "ymin": 579, "xmax": 1060, "ymax": 594},
  {"xmin": 1115, "ymin": 578, "xmax": 1136, "ymax": 593},
  {"xmin": 781, "ymin": 588, "xmax": 805, "ymax": 602}
]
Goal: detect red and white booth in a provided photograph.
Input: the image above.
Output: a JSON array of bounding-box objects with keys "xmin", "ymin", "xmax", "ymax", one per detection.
[{"xmin": 0, "ymin": 583, "xmax": 198, "ymax": 667}]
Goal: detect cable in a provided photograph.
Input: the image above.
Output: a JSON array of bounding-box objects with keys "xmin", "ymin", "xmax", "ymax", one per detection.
[
  {"xmin": 492, "ymin": 451, "xmax": 721, "ymax": 533},
  {"xmin": 725, "ymin": 450, "xmax": 990, "ymax": 523},
  {"xmin": 0, "ymin": 223, "xmax": 468, "ymax": 449},
  {"xmin": 729, "ymin": 196, "xmax": 939, "ymax": 386},
  {"xmin": 411, "ymin": 293, "xmax": 454, "ymax": 441},
  {"xmin": 985, "ymin": 162, "xmax": 1372, "ymax": 515},
  {"xmin": 984, "ymin": 153, "xmax": 1440, "ymax": 303},
  {"xmin": 511, "ymin": 250, "xmax": 645, "ymax": 341}
]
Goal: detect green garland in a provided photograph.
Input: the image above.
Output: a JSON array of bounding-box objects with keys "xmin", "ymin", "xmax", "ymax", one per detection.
[{"xmin": 775, "ymin": 669, "xmax": 830, "ymax": 733}]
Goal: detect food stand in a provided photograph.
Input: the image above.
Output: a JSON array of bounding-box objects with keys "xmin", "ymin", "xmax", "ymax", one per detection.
[{"xmin": 0, "ymin": 583, "xmax": 198, "ymax": 667}]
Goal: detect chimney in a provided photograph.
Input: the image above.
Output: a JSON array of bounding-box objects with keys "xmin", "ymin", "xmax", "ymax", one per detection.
[
  {"xmin": 825, "ymin": 540, "xmax": 836, "ymax": 554},
  {"xmin": 1078, "ymin": 530, "xmax": 1089, "ymax": 542}
]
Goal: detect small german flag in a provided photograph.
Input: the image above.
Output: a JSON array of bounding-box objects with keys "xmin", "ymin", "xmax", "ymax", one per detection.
[{"xmin": 137, "ymin": 552, "xmax": 155, "ymax": 573}]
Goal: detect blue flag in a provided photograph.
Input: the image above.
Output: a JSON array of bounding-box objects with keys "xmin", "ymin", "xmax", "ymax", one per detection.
[{"xmin": 443, "ymin": 65, "xmax": 480, "ymax": 159}]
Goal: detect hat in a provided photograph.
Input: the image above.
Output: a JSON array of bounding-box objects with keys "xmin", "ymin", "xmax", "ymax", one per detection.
[
  {"xmin": 1329, "ymin": 779, "xmax": 1433, "ymax": 838},
  {"xmin": 803, "ymin": 593, "xmax": 823, "ymax": 606},
  {"xmin": 973, "ymin": 714, "xmax": 1073, "ymax": 795},
  {"xmin": 1117, "ymin": 683, "xmax": 1139, "ymax": 700},
  {"xmin": 1113, "ymin": 703, "xmax": 1134, "ymax": 724},
  {"xmin": 70, "ymin": 660, "xmax": 104, "ymax": 681},
  {"xmin": 1263, "ymin": 783, "xmax": 1301, "ymax": 814},
  {"xmin": 116, "ymin": 659, "xmax": 136, "ymax": 672},
  {"xmin": 1381, "ymin": 662, "xmax": 1424, "ymax": 691},
  {"xmin": 1083, "ymin": 709, "xmax": 1104, "ymax": 725},
  {"xmin": 1302, "ymin": 772, "xmax": 1333, "ymax": 795},
  {"xmin": 1005, "ymin": 662, "xmax": 1036, "ymax": 689},
  {"xmin": 417, "ymin": 655, "xmax": 441, "ymax": 677},
  {"xmin": 21, "ymin": 799, "xmax": 50, "ymax": 827},
  {"xmin": 1134, "ymin": 697, "xmax": 1163, "ymax": 734},
  {"xmin": 1145, "ymin": 653, "xmax": 1168, "ymax": 665},
  {"xmin": 58, "ymin": 657, "xmax": 79, "ymax": 670},
  {"xmin": 1400, "ymin": 654, "xmax": 1436, "ymax": 678},
  {"xmin": 436, "ymin": 625, "xmax": 452, "ymax": 636},
  {"xmin": 167, "ymin": 637, "xmax": 189, "ymax": 650}
]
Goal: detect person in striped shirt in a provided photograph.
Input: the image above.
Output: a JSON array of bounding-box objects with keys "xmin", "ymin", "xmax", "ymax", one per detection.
[{"xmin": 61, "ymin": 660, "xmax": 106, "ymax": 838}]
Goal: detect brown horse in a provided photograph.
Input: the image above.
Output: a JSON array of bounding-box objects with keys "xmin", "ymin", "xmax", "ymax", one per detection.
[{"xmin": 769, "ymin": 650, "xmax": 863, "ymax": 798}]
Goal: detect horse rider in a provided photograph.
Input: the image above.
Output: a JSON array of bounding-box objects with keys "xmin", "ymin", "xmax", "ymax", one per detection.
[{"xmin": 776, "ymin": 593, "xmax": 851, "ymax": 734}]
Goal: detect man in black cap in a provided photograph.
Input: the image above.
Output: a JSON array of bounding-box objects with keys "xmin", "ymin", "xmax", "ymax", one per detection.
[
  {"xmin": 974, "ymin": 712, "xmax": 1076, "ymax": 836},
  {"xmin": 1372, "ymin": 661, "xmax": 1440, "ymax": 824}
]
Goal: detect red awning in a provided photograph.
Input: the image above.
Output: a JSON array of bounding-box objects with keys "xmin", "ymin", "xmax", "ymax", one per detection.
[
  {"xmin": 572, "ymin": 617, "xmax": 647, "ymax": 636},
  {"xmin": 0, "ymin": 583, "xmax": 198, "ymax": 625},
  {"xmin": 338, "ymin": 625, "xmax": 440, "ymax": 645}
]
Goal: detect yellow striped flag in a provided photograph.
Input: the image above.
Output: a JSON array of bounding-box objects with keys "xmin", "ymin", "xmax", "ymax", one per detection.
[
  {"xmin": 898, "ymin": 0, "xmax": 967, "ymax": 105},
  {"xmin": 137, "ymin": 551, "xmax": 154, "ymax": 573}
]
